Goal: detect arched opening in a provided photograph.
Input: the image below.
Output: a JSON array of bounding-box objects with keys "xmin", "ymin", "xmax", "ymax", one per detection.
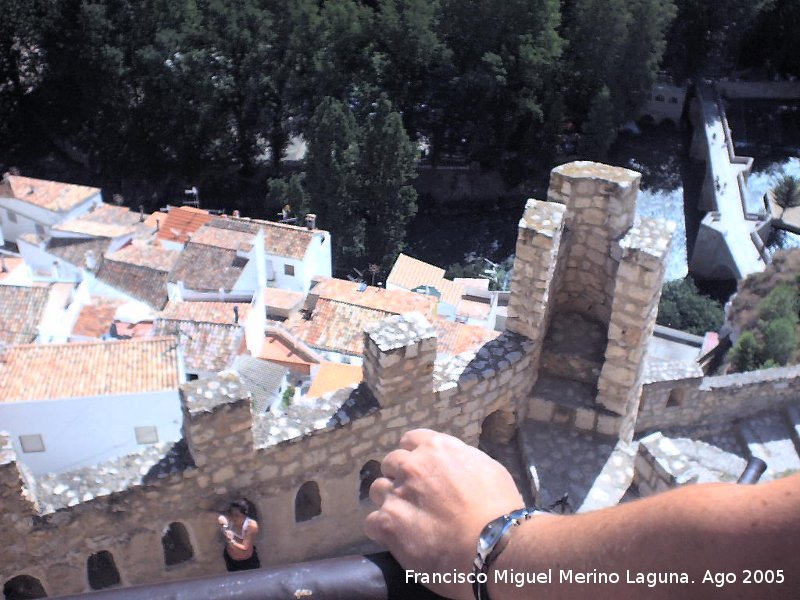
[
  {"xmin": 295, "ymin": 481, "xmax": 321, "ymax": 522},
  {"xmin": 479, "ymin": 409, "xmax": 516, "ymax": 448},
  {"xmin": 359, "ymin": 461, "xmax": 381, "ymax": 502},
  {"xmin": 3, "ymin": 575, "xmax": 47, "ymax": 600},
  {"xmin": 87, "ymin": 551, "xmax": 121, "ymax": 590},
  {"xmin": 162, "ymin": 522, "xmax": 194, "ymax": 566}
]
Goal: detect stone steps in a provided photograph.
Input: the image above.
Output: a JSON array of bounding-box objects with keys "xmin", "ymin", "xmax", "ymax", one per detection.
[
  {"xmin": 736, "ymin": 411, "xmax": 800, "ymax": 479},
  {"xmin": 529, "ymin": 374, "xmax": 623, "ymax": 437}
]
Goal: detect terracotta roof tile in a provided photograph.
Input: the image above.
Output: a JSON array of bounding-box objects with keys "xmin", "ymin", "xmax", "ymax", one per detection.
[
  {"xmin": 189, "ymin": 219, "xmax": 257, "ymax": 251},
  {"xmin": 264, "ymin": 288, "xmax": 305, "ymax": 312},
  {"xmin": 306, "ymin": 362, "xmax": 363, "ymax": 398},
  {"xmin": 71, "ymin": 298, "xmax": 126, "ymax": 338},
  {"xmin": 0, "ymin": 285, "xmax": 50, "ymax": 344},
  {"xmin": 168, "ymin": 243, "xmax": 248, "ymax": 292},
  {"xmin": 387, "ymin": 253, "xmax": 446, "ymax": 290},
  {"xmin": 432, "ymin": 317, "xmax": 500, "ymax": 356},
  {"xmin": 96, "ymin": 259, "xmax": 170, "ymax": 309},
  {"xmin": 257, "ymin": 331, "xmax": 320, "ymax": 370},
  {"xmin": 0, "ymin": 256, "xmax": 25, "ymax": 282},
  {"xmin": 312, "ymin": 277, "xmax": 437, "ymax": 316},
  {"xmin": 456, "ymin": 298, "xmax": 492, "ymax": 320},
  {"xmin": 1, "ymin": 175, "xmax": 100, "ymax": 212},
  {"xmin": 160, "ymin": 301, "xmax": 250, "ymax": 324},
  {"xmin": 222, "ymin": 216, "xmax": 319, "ymax": 259},
  {"xmin": 152, "ymin": 319, "xmax": 244, "ymax": 373},
  {"xmin": 52, "ymin": 220, "xmax": 134, "ymax": 238},
  {"xmin": 0, "ymin": 337, "xmax": 181, "ymax": 402},
  {"xmin": 156, "ymin": 206, "xmax": 212, "ymax": 244},
  {"xmin": 286, "ymin": 298, "xmax": 393, "ymax": 356},
  {"xmin": 436, "ymin": 278, "xmax": 465, "ymax": 307},
  {"xmin": 48, "ymin": 236, "xmax": 111, "ymax": 269},
  {"xmin": 105, "ymin": 244, "xmax": 180, "ymax": 271}
]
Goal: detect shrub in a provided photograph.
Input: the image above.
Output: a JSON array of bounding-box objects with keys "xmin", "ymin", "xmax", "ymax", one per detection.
[
  {"xmin": 758, "ymin": 284, "xmax": 799, "ymax": 323},
  {"xmin": 657, "ymin": 278, "xmax": 724, "ymax": 335},
  {"xmin": 762, "ymin": 317, "xmax": 798, "ymax": 365},
  {"xmin": 729, "ymin": 331, "xmax": 764, "ymax": 373}
]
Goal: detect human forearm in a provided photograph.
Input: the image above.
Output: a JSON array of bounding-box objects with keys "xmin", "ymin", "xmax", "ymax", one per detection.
[{"xmin": 490, "ymin": 476, "xmax": 800, "ymax": 600}]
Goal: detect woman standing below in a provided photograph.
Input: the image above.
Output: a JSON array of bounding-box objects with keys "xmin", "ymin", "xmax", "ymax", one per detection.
[{"xmin": 217, "ymin": 499, "xmax": 261, "ymax": 571}]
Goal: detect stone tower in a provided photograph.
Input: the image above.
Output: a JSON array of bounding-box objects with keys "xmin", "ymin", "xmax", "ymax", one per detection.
[{"xmin": 508, "ymin": 162, "xmax": 674, "ymax": 442}]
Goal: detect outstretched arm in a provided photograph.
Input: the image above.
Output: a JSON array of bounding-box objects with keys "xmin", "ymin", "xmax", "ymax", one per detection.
[{"xmin": 365, "ymin": 429, "xmax": 800, "ymax": 600}]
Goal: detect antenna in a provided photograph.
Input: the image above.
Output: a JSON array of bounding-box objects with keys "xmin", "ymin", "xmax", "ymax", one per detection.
[{"xmin": 184, "ymin": 186, "xmax": 200, "ymax": 207}]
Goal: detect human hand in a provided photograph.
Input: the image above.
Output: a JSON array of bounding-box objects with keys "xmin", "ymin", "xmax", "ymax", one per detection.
[
  {"xmin": 364, "ymin": 429, "xmax": 523, "ymax": 600},
  {"xmin": 217, "ymin": 515, "xmax": 229, "ymax": 528}
]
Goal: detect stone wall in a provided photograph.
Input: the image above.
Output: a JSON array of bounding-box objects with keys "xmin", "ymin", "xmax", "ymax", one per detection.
[
  {"xmin": 637, "ymin": 364, "xmax": 800, "ymax": 432},
  {"xmin": 0, "ymin": 314, "xmax": 535, "ymax": 597}
]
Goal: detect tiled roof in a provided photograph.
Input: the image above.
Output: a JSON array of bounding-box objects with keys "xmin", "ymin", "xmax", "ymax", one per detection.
[
  {"xmin": 0, "ymin": 256, "xmax": 25, "ymax": 282},
  {"xmin": 387, "ymin": 253, "xmax": 446, "ymax": 290},
  {"xmin": 312, "ymin": 277, "xmax": 437, "ymax": 316},
  {"xmin": 156, "ymin": 206, "xmax": 212, "ymax": 244},
  {"xmin": 152, "ymin": 319, "xmax": 245, "ymax": 373},
  {"xmin": 259, "ymin": 220, "xmax": 317, "ymax": 259},
  {"xmin": 0, "ymin": 175, "xmax": 100, "ymax": 212},
  {"xmin": 306, "ymin": 362, "xmax": 363, "ymax": 398},
  {"xmin": 96, "ymin": 259, "xmax": 170, "ymax": 309},
  {"xmin": 160, "ymin": 301, "xmax": 250, "ymax": 325},
  {"xmin": 285, "ymin": 298, "xmax": 393, "ymax": 355},
  {"xmin": 52, "ymin": 221, "xmax": 133, "ymax": 238},
  {"xmin": 454, "ymin": 277, "xmax": 491, "ymax": 292},
  {"xmin": 0, "ymin": 285, "xmax": 50, "ymax": 344},
  {"xmin": 48, "ymin": 236, "xmax": 111, "ymax": 269},
  {"xmin": 437, "ymin": 278, "xmax": 465, "ymax": 307},
  {"xmin": 457, "ymin": 298, "xmax": 492, "ymax": 320},
  {"xmin": 232, "ymin": 355, "xmax": 288, "ymax": 413},
  {"xmin": 0, "ymin": 338, "xmax": 181, "ymax": 403},
  {"xmin": 264, "ymin": 288, "xmax": 305, "ymax": 312},
  {"xmin": 190, "ymin": 219, "xmax": 257, "ymax": 252},
  {"xmin": 168, "ymin": 243, "xmax": 248, "ymax": 292},
  {"xmin": 71, "ymin": 298, "xmax": 126, "ymax": 338},
  {"xmin": 257, "ymin": 328, "xmax": 321, "ymax": 371},
  {"xmin": 105, "ymin": 244, "xmax": 180, "ymax": 272},
  {"xmin": 432, "ymin": 317, "xmax": 500, "ymax": 357}
]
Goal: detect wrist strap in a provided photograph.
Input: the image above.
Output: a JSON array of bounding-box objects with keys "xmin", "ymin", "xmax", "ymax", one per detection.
[{"xmin": 472, "ymin": 508, "xmax": 541, "ymax": 600}]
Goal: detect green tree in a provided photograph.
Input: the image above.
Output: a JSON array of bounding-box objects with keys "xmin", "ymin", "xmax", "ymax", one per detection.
[
  {"xmin": 581, "ymin": 86, "xmax": 616, "ymax": 160},
  {"xmin": 304, "ymin": 97, "xmax": 365, "ymax": 270},
  {"xmin": 729, "ymin": 331, "xmax": 764, "ymax": 373},
  {"xmin": 759, "ymin": 284, "xmax": 800, "ymax": 322},
  {"xmin": 762, "ymin": 317, "xmax": 798, "ymax": 365},
  {"xmin": 357, "ymin": 95, "xmax": 419, "ymax": 270},
  {"xmin": 657, "ymin": 278, "xmax": 725, "ymax": 336},
  {"xmin": 267, "ymin": 173, "xmax": 310, "ymax": 220},
  {"xmin": 772, "ymin": 175, "xmax": 800, "ymax": 209}
]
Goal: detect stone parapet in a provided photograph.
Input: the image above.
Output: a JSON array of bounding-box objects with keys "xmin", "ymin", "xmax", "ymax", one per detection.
[
  {"xmin": 507, "ymin": 199, "xmax": 565, "ymax": 346},
  {"xmin": 363, "ymin": 312, "xmax": 437, "ymax": 409},
  {"xmin": 638, "ymin": 364, "xmax": 800, "ymax": 432}
]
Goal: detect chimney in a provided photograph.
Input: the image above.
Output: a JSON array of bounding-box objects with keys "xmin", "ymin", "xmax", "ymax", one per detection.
[
  {"xmin": 233, "ymin": 305, "xmax": 240, "ymax": 325},
  {"xmin": 139, "ymin": 205, "xmax": 145, "ymax": 222},
  {"xmin": 156, "ymin": 217, "xmax": 160, "ymax": 231},
  {"xmin": 233, "ymin": 210, "xmax": 240, "ymax": 218},
  {"xmin": 1, "ymin": 256, "xmax": 6, "ymax": 273},
  {"xmin": 305, "ymin": 213, "xmax": 316, "ymax": 230}
]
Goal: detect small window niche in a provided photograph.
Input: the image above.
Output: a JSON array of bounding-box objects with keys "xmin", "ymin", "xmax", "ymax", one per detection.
[
  {"xmin": 19, "ymin": 435, "xmax": 45, "ymax": 453},
  {"xmin": 134, "ymin": 426, "xmax": 159, "ymax": 445}
]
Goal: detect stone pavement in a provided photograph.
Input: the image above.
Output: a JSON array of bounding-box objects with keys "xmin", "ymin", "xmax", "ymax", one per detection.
[{"xmin": 516, "ymin": 420, "xmax": 637, "ymax": 512}]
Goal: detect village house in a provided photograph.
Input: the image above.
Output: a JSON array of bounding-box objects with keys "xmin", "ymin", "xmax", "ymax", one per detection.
[
  {"xmin": 0, "ymin": 337, "xmax": 185, "ymax": 476},
  {"xmin": 0, "ymin": 174, "xmax": 103, "ymax": 244}
]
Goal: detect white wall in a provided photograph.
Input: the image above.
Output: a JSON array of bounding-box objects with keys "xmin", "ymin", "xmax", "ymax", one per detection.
[
  {"xmin": 17, "ymin": 237, "xmax": 84, "ymax": 282},
  {"xmin": 264, "ymin": 231, "xmax": 331, "ymax": 294},
  {"xmin": 0, "ymin": 389, "xmax": 183, "ymax": 476}
]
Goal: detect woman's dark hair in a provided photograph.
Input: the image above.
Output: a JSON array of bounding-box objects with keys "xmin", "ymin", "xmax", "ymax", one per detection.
[{"xmin": 229, "ymin": 498, "xmax": 250, "ymax": 516}]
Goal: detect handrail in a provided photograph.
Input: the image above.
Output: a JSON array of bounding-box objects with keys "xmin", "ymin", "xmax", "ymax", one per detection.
[{"xmin": 50, "ymin": 553, "xmax": 445, "ymax": 600}]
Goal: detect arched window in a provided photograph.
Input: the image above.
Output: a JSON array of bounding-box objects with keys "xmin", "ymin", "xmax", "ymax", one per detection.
[
  {"xmin": 87, "ymin": 551, "xmax": 121, "ymax": 590},
  {"xmin": 295, "ymin": 481, "xmax": 321, "ymax": 522},
  {"xmin": 162, "ymin": 522, "xmax": 194, "ymax": 566},
  {"xmin": 3, "ymin": 575, "xmax": 47, "ymax": 600},
  {"xmin": 479, "ymin": 409, "xmax": 516, "ymax": 447},
  {"xmin": 359, "ymin": 461, "xmax": 381, "ymax": 502}
]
